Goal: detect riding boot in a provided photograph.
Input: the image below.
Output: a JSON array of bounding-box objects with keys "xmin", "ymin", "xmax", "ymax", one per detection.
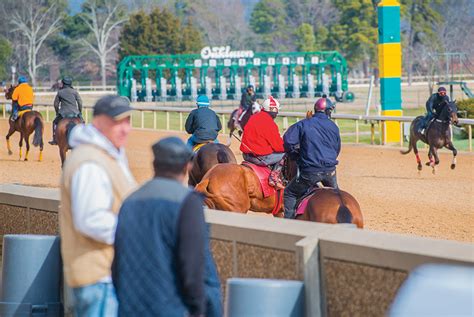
[
  {"xmin": 268, "ymin": 159, "xmax": 285, "ymax": 190},
  {"xmin": 48, "ymin": 123, "xmax": 57, "ymax": 145}
]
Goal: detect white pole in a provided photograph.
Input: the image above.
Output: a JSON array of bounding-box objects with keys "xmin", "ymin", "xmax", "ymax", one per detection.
[{"xmin": 365, "ymin": 75, "xmax": 374, "ymax": 116}]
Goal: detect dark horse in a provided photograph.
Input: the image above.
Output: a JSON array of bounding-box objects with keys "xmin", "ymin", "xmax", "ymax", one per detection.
[
  {"xmin": 226, "ymin": 102, "xmax": 262, "ymax": 143},
  {"xmin": 188, "ymin": 143, "xmax": 237, "ymax": 186},
  {"xmin": 4, "ymin": 85, "xmax": 44, "ymax": 161},
  {"xmin": 195, "ymin": 155, "xmax": 363, "ymax": 227},
  {"xmin": 56, "ymin": 116, "xmax": 83, "ymax": 166},
  {"xmin": 401, "ymin": 100, "xmax": 459, "ymax": 173}
]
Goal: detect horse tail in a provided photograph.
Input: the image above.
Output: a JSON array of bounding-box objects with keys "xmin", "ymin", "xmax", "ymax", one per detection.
[
  {"xmin": 32, "ymin": 116, "xmax": 43, "ymax": 147},
  {"xmin": 400, "ymin": 136, "xmax": 413, "ymax": 155},
  {"xmin": 195, "ymin": 178, "xmax": 217, "ymax": 209},
  {"xmin": 217, "ymin": 148, "xmax": 231, "ymax": 163},
  {"xmin": 334, "ymin": 188, "xmax": 353, "ymax": 224}
]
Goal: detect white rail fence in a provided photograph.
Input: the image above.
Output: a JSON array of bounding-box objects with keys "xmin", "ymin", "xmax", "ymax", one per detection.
[{"xmin": 2, "ymin": 103, "xmax": 473, "ymax": 151}]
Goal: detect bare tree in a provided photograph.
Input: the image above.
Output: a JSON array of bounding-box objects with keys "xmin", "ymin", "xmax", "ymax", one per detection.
[
  {"xmin": 80, "ymin": 0, "xmax": 128, "ymax": 87},
  {"xmin": 10, "ymin": 0, "xmax": 62, "ymax": 87}
]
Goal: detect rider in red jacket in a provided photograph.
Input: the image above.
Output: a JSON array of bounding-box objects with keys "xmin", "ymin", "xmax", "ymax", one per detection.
[{"xmin": 240, "ymin": 96, "xmax": 285, "ymax": 189}]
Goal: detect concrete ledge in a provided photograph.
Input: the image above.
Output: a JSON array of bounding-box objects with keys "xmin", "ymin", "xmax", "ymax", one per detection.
[{"xmin": 1, "ymin": 183, "xmax": 473, "ymax": 317}]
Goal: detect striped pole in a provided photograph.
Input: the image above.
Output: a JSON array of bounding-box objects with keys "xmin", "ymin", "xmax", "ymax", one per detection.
[{"xmin": 378, "ymin": 0, "xmax": 402, "ymax": 143}]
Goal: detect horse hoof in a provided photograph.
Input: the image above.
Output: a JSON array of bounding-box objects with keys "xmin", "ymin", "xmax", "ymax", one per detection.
[
  {"xmin": 451, "ymin": 164, "xmax": 456, "ymax": 170},
  {"xmin": 8, "ymin": 151, "xmax": 12, "ymax": 155},
  {"xmin": 425, "ymin": 162, "xmax": 430, "ymax": 166},
  {"xmin": 24, "ymin": 158, "xmax": 28, "ymax": 161},
  {"xmin": 417, "ymin": 165, "xmax": 422, "ymax": 171}
]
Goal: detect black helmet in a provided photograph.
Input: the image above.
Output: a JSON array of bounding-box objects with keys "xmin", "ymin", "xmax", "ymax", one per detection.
[
  {"xmin": 247, "ymin": 85, "xmax": 254, "ymax": 90},
  {"xmin": 62, "ymin": 77, "xmax": 73, "ymax": 86}
]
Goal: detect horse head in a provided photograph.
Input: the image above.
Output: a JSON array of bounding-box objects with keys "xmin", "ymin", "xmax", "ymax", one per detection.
[
  {"xmin": 251, "ymin": 101, "xmax": 262, "ymax": 114},
  {"xmin": 447, "ymin": 100, "xmax": 459, "ymax": 125},
  {"xmin": 4, "ymin": 84, "xmax": 15, "ymax": 100}
]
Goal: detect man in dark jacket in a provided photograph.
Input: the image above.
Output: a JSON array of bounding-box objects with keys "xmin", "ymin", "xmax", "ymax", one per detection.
[
  {"xmin": 283, "ymin": 98, "xmax": 341, "ymax": 219},
  {"xmin": 48, "ymin": 77, "xmax": 83, "ymax": 145},
  {"xmin": 112, "ymin": 137, "xmax": 222, "ymax": 317},
  {"xmin": 419, "ymin": 86, "xmax": 450, "ymax": 135},
  {"xmin": 185, "ymin": 95, "xmax": 222, "ymax": 149},
  {"xmin": 238, "ymin": 85, "xmax": 256, "ymax": 129}
]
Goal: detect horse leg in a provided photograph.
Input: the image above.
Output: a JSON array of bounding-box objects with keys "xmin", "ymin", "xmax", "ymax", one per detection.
[
  {"xmin": 60, "ymin": 147, "xmax": 66, "ymax": 167},
  {"xmin": 445, "ymin": 142, "xmax": 457, "ymax": 170},
  {"xmin": 413, "ymin": 141, "xmax": 422, "ymax": 171},
  {"xmin": 18, "ymin": 133, "xmax": 23, "ymax": 160},
  {"xmin": 24, "ymin": 134, "xmax": 30, "ymax": 161},
  {"xmin": 6, "ymin": 125, "xmax": 15, "ymax": 155},
  {"xmin": 428, "ymin": 146, "xmax": 436, "ymax": 174}
]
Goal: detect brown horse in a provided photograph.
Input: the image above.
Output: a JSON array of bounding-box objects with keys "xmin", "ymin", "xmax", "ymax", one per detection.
[
  {"xmin": 188, "ymin": 143, "xmax": 237, "ymax": 186},
  {"xmin": 195, "ymin": 158, "xmax": 364, "ymax": 227},
  {"xmin": 4, "ymin": 85, "xmax": 44, "ymax": 161},
  {"xmin": 56, "ymin": 116, "xmax": 83, "ymax": 166},
  {"xmin": 401, "ymin": 100, "xmax": 459, "ymax": 173},
  {"xmin": 226, "ymin": 102, "xmax": 262, "ymax": 142}
]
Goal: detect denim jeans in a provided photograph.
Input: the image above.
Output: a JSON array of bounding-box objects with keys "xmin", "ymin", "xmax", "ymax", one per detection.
[
  {"xmin": 187, "ymin": 134, "xmax": 219, "ymax": 148},
  {"xmin": 72, "ymin": 282, "xmax": 118, "ymax": 317},
  {"xmin": 243, "ymin": 152, "xmax": 285, "ymax": 167},
  {"xmin": 284, "ymin": 170, "xmax": 338, "ymax": 219}
]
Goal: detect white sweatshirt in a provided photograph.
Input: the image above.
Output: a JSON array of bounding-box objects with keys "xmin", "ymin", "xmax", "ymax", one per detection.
[{"xmin": 68, "ymin": 124, "xmax": 135, "ymax": 245}]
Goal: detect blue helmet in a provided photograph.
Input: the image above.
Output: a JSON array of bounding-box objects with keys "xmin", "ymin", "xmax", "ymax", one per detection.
[
  {"xmin": 196, "ymin": 95, "xmax": 210, "ymax": 107},
  {"xmin": 18, "ymin": 76, "xmax": 28, "ymax": 84}
]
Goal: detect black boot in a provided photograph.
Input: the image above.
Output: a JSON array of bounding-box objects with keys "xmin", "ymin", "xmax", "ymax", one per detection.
[{"xmin": 48, "ymin": 124, "xmax": 57, "ymax": 145}]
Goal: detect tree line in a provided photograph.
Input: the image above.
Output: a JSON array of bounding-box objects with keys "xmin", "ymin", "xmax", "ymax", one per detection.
[{"xmin": 0, "ymin": 0, "xmax": 472, "ymax": 87}]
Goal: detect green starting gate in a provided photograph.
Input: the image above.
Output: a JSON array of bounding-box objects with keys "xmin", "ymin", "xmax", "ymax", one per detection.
[{"xmin": 117, "ymin": 47, "xmax": 354, "ymax": 102}]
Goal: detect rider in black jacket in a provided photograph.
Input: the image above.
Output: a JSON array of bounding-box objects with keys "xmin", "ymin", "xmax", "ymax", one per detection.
[
  {"xmin": 49, "ymin": 77, "xmax": 83, "ymax": 145},
  {"xmin": 419, "ymin": 87, "xmax": 449, "ymax": 134}
]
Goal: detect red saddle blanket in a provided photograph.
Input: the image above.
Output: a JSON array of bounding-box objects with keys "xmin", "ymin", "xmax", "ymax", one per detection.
[{"xmin": 241, "ymin": 161, "xmax": 283, "ymax": 215}]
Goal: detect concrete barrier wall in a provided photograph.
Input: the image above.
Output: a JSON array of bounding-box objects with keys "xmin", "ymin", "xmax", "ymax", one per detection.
[{"xmin": 1, "ymin": 184, "xmax": 473, "ymax": 317}]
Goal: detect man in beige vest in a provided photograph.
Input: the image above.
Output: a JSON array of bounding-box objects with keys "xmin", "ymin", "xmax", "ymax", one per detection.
[{"xmin": 59, "ymin": 95, "xmax": 137, "ymax": 316}]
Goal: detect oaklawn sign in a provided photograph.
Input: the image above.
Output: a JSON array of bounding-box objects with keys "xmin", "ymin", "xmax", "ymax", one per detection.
[{"xmin": 200, "ymin": 46, "xmax": 254, "ymax": 60}]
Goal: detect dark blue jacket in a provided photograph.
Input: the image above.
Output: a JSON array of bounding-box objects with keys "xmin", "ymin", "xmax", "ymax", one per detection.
[
  {"xmin": 112, "ymin": 178, "xmax": 222, "ymax": 317},
  {"xmin": 185, "ymin": 106, "xmax": 222, "ymax": 143},
  {"xmin": 426, "ymin": 93, "xmax": 449, "ymax": 114},
  {"xmin": 283, "ymin": 112, "xmax": 341, "ymax": 173}
]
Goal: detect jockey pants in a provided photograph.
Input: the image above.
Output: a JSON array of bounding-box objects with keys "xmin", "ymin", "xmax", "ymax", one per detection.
[
  {"xmin": 284, "ymin": 170, "xmax": 338, "ymax": 219},
  {"xmin": 243, "ymin": 152, "xmax": 285, "ymax": 167},
  {"xmin": 187, "ymin": 134, "xmax": 219, "ymax": 148}
]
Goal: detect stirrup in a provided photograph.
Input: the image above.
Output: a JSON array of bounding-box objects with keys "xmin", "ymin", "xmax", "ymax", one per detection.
[{"xmin": 48, "ymin": 140, "xmax": 57, "ymax": 145}]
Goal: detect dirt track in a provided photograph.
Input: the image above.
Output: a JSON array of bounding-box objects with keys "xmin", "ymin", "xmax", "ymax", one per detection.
[{"xmin": 1, "ymin": 119, "xmax": 473, "ymax": 243}]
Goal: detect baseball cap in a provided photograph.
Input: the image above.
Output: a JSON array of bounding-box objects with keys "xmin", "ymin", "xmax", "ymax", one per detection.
[
  {"xmin": 152, "ymin": 137, "xmax": 194, "ymax": 167},
  {"xmin": 93, "ymin": 95, "xmax": 133, "ymax": 120}
]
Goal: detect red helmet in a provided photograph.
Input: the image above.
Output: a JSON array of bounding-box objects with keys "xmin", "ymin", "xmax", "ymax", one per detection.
[{"xmin": 314, "ymin": 98, "xmax": 327, "ymax": 111}]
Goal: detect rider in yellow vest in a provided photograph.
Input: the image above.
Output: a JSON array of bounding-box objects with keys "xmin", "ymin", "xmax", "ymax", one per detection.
[{"xmin": 10, "ymin": 76, "xmax": 34, "ymax": 122}]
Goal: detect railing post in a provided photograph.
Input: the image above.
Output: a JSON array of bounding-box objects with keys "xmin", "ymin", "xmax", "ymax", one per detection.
[
  {"xmin": 85, "ymin": 108, "xmax": 89, "ymax": 124},
  {"xmin": 141, "ymin": 111, "xmax": 145, "ymax": 129},
  {"xmin": 355, "ymin": 120, "xmax": 359, "ymax": 144},
  {"xmin": 153, "ymin": 111, "xmax": 157, "ymax": 130},
  {"xmin": 166, "ymin": 111, "xmax": 170, "ymax": 130},
  {"xmin": 400, "ymin": 122, "xmax": 404, "ymax": 147},
  {"xmin": 380, "ymin": 121, "xmax": 385, "ymax": 145},
  {"xmin": 222, "ymin": 114, "xmax": 226, "ymax": 134},
  {"xmin": 469, "ymin": 125, "xmax": 472, "ymax": 152},
  {"xmin": 283, "ymin": 117, "xmax": 289, "ymax": 130},
  {"xmin": 2, "ymin": 103, "xmax": 5, "ymax": 118},
  {"xmin": 370, "ymin": 123, "xmax": 375, "ymax": 145},
  {"xmin": 179, "ymin": 112, "xmax": 183, "ymax": 131},
  {"xmin": 46, "ymin": 106, "xmax": 50, "ymax": 122},
  {"xmin": 130, "ymin": 112, "xmax": 133, "ymax": 128}
]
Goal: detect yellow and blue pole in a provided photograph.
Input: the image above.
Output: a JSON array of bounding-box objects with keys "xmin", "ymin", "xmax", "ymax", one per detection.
[{"xmin": 378, "ymin": 0, "xmax": 402, "ymax": 143}]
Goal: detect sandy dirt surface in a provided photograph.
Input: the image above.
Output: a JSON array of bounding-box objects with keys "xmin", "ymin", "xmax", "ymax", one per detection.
[{"xmin": 1, "ymin": 119, "xmax": 472, "ymax": 243}]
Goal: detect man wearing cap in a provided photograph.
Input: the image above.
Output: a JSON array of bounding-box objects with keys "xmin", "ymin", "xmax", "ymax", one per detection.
[
  {"xmin": 10, "ymin": 76, "xmax": 34, "ymax": 122},
  {"xmin": 185, "ymin": 95, "xmax": 222, "ymax": 149},
  {"xmin": 59, "ymin": 95, "xmax": 137, "ymax": 316},
  {"xmin": 112, "ymin": 137, "xmax": 222, "ymax": 317},
  {"xmin": 419, "ymin": 87, "xmax": 450, "ymax": 135},
  {"xmin": 48, "ymin": 77, "xmax": 83, "ymax": 145},
  {"xmin": 283, "ymin": 97, "xmax": 341, "ymax": 219},
  {"xmin": 241, "ymin": 96, "xmax": 286, "ymax": 189},
  {"xmin": 238, "ymin": 85, "xmax": 257, "ymax": 129}
]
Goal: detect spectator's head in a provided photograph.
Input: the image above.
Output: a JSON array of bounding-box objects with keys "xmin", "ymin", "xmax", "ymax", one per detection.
[
  {"xmin": 247, "ymin": 85, "xmax": 254, "ymax": 93},
  {"xmin": 18, "ymin": 76, "xmax": 28, "ymax": 84},
  {"xmin": 196, "ymin": 95, "xmax": 210, "ymax": 108},
  {"xmin": 92, "ymin": 95, "xmax": 133, "ymax": 149},
  {"xmin": 152, "ymin": 137, "xmax": 194, "ymax": 181},
  {"xmin": 314, "ymin": 98, "xmax": 327, "ymax": 112},
  {"xmin": 262, "ymin": 96, "xmax": 280, "ymax": 118},
  {"xmin": 62, "ymin": 77, "xmax": 72, "ymax": 87},
  {"xmin": 437, "ymin": 86, "xmax": 447, "ymax": 97}
]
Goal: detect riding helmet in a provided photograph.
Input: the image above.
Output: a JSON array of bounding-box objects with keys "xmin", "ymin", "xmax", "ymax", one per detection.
[{"xmin": 18, "ymin": 76, "xmax": 27, "ymax": 84}]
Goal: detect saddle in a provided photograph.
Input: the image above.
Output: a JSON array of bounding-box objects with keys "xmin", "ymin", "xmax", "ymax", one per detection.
[
  {"xmin": 17, "ymin": 109, "xmax": 32, "ymax": 118},
  {"xmin": 295, "ymin": 187, "xmax": 319, "ymax": 216},
  {"xmin": 192, "ymin": 141, "xmax": 212, "ymax": 152},
  {"xmin": 241, "ymin": 161, "xmax": 284, "ymax": 215}
]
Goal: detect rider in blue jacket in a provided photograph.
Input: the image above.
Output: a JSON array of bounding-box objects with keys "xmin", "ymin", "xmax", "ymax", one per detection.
[
  {"xmin": 419, "ymin": 87, "xmax": 450, "ymax": 134},
  {"xmin": 185, "ymin": 95, "xmax": 222, "ymax": 148},
  {"xmin": 283, "ymin": 98, "xmax": 341, "ymax": 219}
]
